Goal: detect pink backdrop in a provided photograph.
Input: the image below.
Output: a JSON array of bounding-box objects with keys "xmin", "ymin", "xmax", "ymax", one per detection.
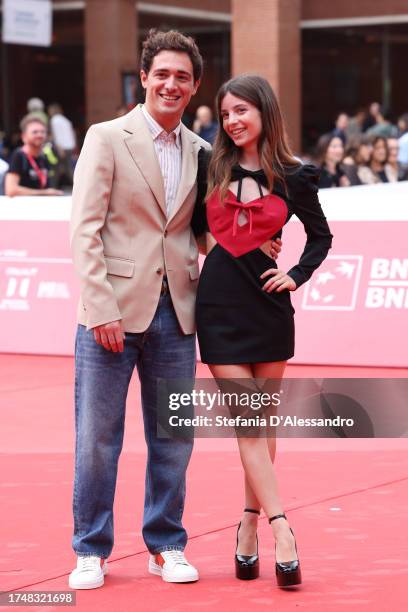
[
  {"xmin": 0, "ymin": 219, "xmax": 77, "ymax": 355},
  {"xmin": 277, "ymin": 221, "xmax": 407, "ymax": 366},
  {"xmin": 1, "ymin": 183, "xmax": 407, "ymax": 366}
]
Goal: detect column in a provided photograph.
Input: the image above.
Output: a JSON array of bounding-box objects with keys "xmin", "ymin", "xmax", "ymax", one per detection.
[
  {"xmin": 85, "ymin": 0, "xmax": 138, "ymax": 125},
  {"xmin": 231, "ymin": 0, "xmax": 302, "ymax": 152}
]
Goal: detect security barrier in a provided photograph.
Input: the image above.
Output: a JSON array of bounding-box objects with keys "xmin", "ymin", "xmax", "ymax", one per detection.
[{"xmin": 1, "ymin": 181, "xmax": 407, "ymax": 365}]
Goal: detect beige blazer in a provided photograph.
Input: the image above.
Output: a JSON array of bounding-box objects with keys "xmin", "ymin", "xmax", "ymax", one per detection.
[{"xmin": 70, "ymin": 106, "xmax": 211, "ymax": 333}]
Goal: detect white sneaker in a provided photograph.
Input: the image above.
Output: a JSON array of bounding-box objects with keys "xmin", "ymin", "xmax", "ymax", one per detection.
[
  {"xmin": 148, "ymin": 551, "xmax": 199, "ymax": 583},
  {"xmin": 69, "ymin": 555, "xmax": 108, "ymax": 590}
]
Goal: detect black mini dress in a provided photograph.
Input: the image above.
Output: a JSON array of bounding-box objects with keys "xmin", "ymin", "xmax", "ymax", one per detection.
[{"xmin": 195, "ymin": 163, "xmax": 333, "ymax": 365}]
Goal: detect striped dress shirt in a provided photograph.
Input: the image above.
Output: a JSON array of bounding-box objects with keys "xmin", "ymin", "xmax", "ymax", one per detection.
[{"xmin": 142, "ymin": 105, "xmax": 182, "ymax": 217}]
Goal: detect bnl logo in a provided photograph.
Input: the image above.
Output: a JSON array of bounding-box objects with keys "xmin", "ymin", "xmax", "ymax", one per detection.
[{"xmin": 302, "ymin": 256, "xmax": 363, "ymax": 311}]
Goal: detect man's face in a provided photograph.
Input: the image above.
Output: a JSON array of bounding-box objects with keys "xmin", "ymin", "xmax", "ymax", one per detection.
[
  {"xmin": 22, "ymin": 122, "xmax": 47, "ymax": 149},
  {"xmin": 336, "ymin": 113, "xmax": 348, "ymax": 130},
  {"xmin": 197, "ymin": 106, "xmax": 212, "ymax": 127},
  {"xmin": 141, "ymin": 50, "xmax": 199, "ymax": 128},
  {"xmin": 370, "ymin": 102, "xmax": 381, "ymax": 118}
]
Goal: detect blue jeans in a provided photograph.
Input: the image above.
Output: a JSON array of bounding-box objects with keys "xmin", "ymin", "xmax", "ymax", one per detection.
[{"xmin": 72, "ymin": 294, "xmax": 195, "ymax": 558}]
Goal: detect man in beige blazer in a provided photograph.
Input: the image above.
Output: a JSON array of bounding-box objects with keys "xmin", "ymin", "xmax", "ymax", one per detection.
[{"xmin": 69, "ymin": 30, "xmax": 210, "ymax": 589}]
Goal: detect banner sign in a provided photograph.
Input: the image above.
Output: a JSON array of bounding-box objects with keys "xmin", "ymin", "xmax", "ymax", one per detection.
[
  {"xmin": 2, "ymin": 0, "xmax": 52, "ymax": 47},
  {"xmin": 0, "ymin": 183, "xmax": 407, "ymax": 364}
]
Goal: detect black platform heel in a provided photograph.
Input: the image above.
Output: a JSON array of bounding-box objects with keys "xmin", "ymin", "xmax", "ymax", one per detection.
[
  {"xmin": 269, "ymin": 513, "xmax": 302, "ymax": 587},
  {"xmin": 235, "ymin": 508, "xmax": 260, "ymax": 580}
]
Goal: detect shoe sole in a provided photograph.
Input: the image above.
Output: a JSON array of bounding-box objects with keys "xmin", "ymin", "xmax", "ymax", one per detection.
[
  {"xmin": 236, "ymin": 568, "xmax": 260, "ymax": 580},
  {"xmin": 148, "ymin": 561, "xmax": 198, "ymax": 583},
  {"xmin": 68, "ymin": 565, "xmax": 107, "ymax": 590},
  {"xmin": 276, "ymin": 569, "xmax": 302, "ymax": 588}
]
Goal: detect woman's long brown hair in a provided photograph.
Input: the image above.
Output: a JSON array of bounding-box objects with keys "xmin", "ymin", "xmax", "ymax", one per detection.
[{"xmin": 207, "ymin": 74, "xmax": 299, "ymax": 203}]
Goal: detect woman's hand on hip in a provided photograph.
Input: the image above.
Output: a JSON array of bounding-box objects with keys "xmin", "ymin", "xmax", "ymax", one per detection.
[{"xmin": 260, "ymin": 268, "xmax": 296, "ymax": 293}]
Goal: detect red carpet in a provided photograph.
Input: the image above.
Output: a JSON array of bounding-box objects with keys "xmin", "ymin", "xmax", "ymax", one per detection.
[{"xmin": 1, "ymin": 355, "xmax": 407, "ymax": 610}]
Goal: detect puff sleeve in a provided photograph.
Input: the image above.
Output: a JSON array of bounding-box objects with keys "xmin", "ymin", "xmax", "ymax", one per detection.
[{"xmin": 285, "ymin": 164, "xmax": 333, "ymax": 288}]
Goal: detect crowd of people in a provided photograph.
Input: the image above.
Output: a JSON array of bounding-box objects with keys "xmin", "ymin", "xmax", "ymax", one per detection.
[
  {"xmin": 190, "ymin": 101, "xmax": 408, "ymax": 189},
  {"xmin": 0, "ymin": 97, "xmax": 77, "ymax": 196},
  {"xmin": 191, "ymin": 101, "xmax": 408, "ymax": 190},
  {"xmin": 313, "ymin": 104, "xmax": 408, "ymax": 188},
  {"xmin": 2, "ymin": 96, "xmax": 408, "ymax": 197}
]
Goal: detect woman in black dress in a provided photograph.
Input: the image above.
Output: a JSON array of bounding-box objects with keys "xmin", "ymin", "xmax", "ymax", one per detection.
[{"xmin": 195, "ymin": 75, "xmax": 333, "ymax": 587}]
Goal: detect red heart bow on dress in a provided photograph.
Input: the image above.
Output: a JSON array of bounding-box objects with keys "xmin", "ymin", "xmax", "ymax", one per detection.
[
  {"xmin": 225, "ymin": 196, "xmax": 264, "ymax": 236},
  {"xmin": 206, "ymin": 188, "xmax": 288, "ymax": 258}
]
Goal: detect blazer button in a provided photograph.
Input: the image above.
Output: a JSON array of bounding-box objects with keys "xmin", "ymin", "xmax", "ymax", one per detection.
[
  {"xmin": 164, "ymin": 230, "xmax": 168, "ymax": 237},
  {"xmin": 156, "ymin": 268, "xmax": 163, "ymax": 275}
]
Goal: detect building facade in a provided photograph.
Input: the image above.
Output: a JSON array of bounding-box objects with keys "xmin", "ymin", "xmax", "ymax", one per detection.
[{"xmin": 1, "ymin": 0, "xmax": 408, "ymax": 153}]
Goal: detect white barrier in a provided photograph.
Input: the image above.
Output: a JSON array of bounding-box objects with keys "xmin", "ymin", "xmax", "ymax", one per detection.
[{"xmin": 1, "ymin": 182, "xmax": 407, "ymax": 365}]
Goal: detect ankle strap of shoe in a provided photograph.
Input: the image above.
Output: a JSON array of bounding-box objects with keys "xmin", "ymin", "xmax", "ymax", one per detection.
[
  {"xmin": 244, "ymin": 508, "xmax": 261, "ymax": 515},
  {"xmin": 269, "ymin": 513, "xmax": 287, "ymax": 523}
]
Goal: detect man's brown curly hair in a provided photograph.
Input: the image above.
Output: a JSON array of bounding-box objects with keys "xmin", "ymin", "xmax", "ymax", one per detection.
[{"xmin": 140, "ymin": 29, "xmax": 203, "ymax": 83}]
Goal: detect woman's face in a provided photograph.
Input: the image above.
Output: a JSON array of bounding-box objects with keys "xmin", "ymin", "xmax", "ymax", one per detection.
[
  {"xmin": 326, "ymin": 137, "xmax": 344, "ymax": 164},
  {"xmin": 387, "ymin": 138, "xmax": 399, "ymax": 164},
  {"xmin": 358, "ymin": 143, "xmax": 372, "ymax": 163},
  {"xmin": 220, "ymin": 92, "xmax": 262, "ymax": 151},
  {"xmin": 372, "ymin": 139, "xmax": 387, "ymax": 164}
]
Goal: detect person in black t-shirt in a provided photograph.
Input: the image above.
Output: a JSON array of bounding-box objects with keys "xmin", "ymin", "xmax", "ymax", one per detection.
[{"xmin": 5, "ymin": 116, "xmax": 63, "ymax": 197}]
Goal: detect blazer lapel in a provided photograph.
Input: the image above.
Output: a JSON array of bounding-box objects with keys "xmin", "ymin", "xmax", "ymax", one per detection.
[
  {"xmin": 167, "ymin": 124, "xmax": 200, "ymax": 224},
  {"xmin": 122, "ymin": 107, "xmax": 166, "ymax": 217}
]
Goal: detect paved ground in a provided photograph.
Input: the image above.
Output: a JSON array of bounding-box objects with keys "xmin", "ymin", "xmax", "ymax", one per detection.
[{"xmin": 1, "ymin": 355, "xmax": 407, "ymax": 611}]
